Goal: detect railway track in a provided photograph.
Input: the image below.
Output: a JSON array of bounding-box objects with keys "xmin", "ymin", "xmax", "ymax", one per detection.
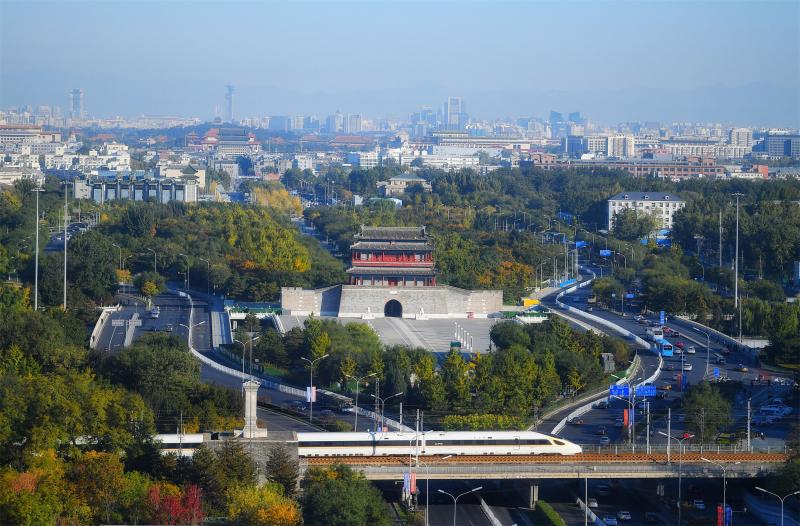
[{"xmin": 305, "ymin": 452, "xmax": 789, "ymax": 466}]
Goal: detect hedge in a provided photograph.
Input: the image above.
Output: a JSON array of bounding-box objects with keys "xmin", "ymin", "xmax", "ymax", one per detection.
[
  {"xmin": 441, "ymin": 414, "xmax": 527, "ymax": 431},
  {"xmin": 535, "ymin": 500, "xmax": 567, "ymax": 526}
]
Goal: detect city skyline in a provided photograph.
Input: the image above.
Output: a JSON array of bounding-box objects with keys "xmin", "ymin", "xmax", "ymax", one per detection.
[{"xmin": 1, "ymin": 1, "xmax": 798, "ymax": 127}]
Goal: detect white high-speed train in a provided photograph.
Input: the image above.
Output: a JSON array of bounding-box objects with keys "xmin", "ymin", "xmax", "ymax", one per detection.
[{"xmin": 296, "ymin": 431, "xmax": 582, "ymax": 457}]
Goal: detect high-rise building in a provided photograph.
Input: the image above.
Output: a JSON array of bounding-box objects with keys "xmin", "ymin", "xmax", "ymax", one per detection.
[
  {"xmin": 224, "ymin": 85, "xmax": 235, "ymax": 122},
  {"xmin": 728, "ymin": 128, "xmax": 753, "ymax": 147},
  {"xmin": 549, "ymin": 111, "xmax": 564, "ymax": 123},
  {"xmin": 607, "ymin": 134, "xmax": 636, "ymax": 158},
  {"xmin": 69, "ymin": 88, "xmax": 84, "ymax": 119},
  {"xmin": 762, "ymin": 132, "xmax": 800, "ymax": 159},
  {"xmin": 345, "ymin": 114, "xmax": 362, "ymax": 133},
  {"xmin": 325, "ymin": 112, "xmax": 344, "ymax": 134},
  {"xmin": 444, "ymin": 97, "xmax": 467, "ymax": 130}
]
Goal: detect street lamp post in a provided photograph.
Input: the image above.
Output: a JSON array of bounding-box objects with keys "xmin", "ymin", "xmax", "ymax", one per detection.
[
  {"xmin": 344, "ymin": 372, "xmax": 376, "ymax": 431},
  {"xmin": 198, "ymin": 257, "xmax": 211, "ymax": 295},
  {"xmin": 415, "ymin": 454, "xmax": 451, "ymax": 526},
  {"xmin": 178, "ymin": 320, "xmax": 206, "ymax": 350},
  {"xmin": 660, "ymin": 431, "xmax": 694, "ymax": 526},
  {"xmin": 702, "ymin": 458, "xmax": 740, "ymax": 518},
  {"xmin": 370, "ymin": 392, "xmax": 403, "ymax": 431},
  {"xmin": 438, "ymin": 486, "xmax": 483, "ymax": 526},
  {"xmin": 112, "ymin": 243, "xmax": 122, "ymax": 270},
  {"xmin": 301, "ymin": 354, "xmax": 329, "ymax": 422},
  {"xmin": 694, "ymin": 328, "xmax": 711, "ymax": 378},
  {"xmin": 234, "ymin": 334, "xmax": 261, "ymax": 378},
  {"xmin": 754, "ymin": 487, "xmax": 800, "ymax": 526},
  {"xmin": 146, "ymin": 248, "xmax": 157, "ymax": 273},
  {"xmin": 178, "ymin": 253, "xmax": 190, "ymax": 291}
]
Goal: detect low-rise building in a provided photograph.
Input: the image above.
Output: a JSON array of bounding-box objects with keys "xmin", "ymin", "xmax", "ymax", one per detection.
[
  {"xmin": 607, "ymin": 191, "xmax": 685, "ymax": 231},
  {"xmin": 376, "ymin": 174, "xmax": 432, "ymax": 196},
  {"xmin": 74, "ymin": 171, "xmax": 198, "ymax": 204}
]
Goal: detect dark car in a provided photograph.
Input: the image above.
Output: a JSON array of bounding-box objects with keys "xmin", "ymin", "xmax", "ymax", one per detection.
[{"xmin": 644, "ymin": 512, "xmax": 660, "ymax": 523}]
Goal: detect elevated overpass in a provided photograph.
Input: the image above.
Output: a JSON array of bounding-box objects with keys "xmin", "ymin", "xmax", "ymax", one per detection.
[{"xmin": 300, "ymin": 450, "xmax": 788, "ymax": 481}]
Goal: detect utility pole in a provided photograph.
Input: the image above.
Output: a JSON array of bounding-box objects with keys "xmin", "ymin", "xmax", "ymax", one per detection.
[
  {"xmin": 62, "ymin": 183, "xmax": 68, "ymax": 310},
  {"xmin": 33, "ymin": 185, "xmax": 44, "ymax": 311},
  {"xmin": 667, "ymin": 407, "xmax": 671, "ymax": 463},
  {"xmin": 718, "ymin": 208, "xmax": 723, "ymax": 268},
  {"xmin": 646, "ymin": 400, "xmax": 650, "ymax": 454},
  {"xmin": 733, "ymin": 193, "xmax": 744, "ymax": 308}
]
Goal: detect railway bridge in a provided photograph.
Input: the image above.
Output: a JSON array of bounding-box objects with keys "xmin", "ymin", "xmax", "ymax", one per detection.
[{"xmin": 301, "ymin": 451, "xmax": 788, "ymax": 481}]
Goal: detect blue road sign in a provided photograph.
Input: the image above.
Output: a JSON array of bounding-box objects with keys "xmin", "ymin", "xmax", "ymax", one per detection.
[
  {"xmin": 713, "ymin": 367, "xmax": 720, "ymax": 378},
  {"xmin": 609, "ymin": 385, "xmax": 630, "ymax": 397},
  {"xmin": 659, "ymin": 311, "xmax": 665, "ymax": 325},
  {"xmin": 625, "ymin": 293, "xmax": 635, "ymax": 299},
  {"xmin": 575, "ymin": 241, "xmax": 588, "ymax": 248},
  {"xmin": 600, "ymin": 249, "xmax": 612, "ymax": 257},
  {"xmin": 636, "ymin": 385, "xmax": 656, "ymax": 397}
]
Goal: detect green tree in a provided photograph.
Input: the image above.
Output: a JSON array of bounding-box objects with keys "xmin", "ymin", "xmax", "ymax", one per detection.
[
  {"xmin": 264, "ymin": 443, "xmax": 299, "ymax": 498},
  {"xmin": 301, "ymin": 464, "xmax": 391, "ymax": 526},
  {"xmin": 683, "ymin": 383, "xmax": 732, "ymax": 443},
  {"xmin": 612, "ymin": 207, "xmax": 657, "ymax": 241},
  {"xmin": 441, "ymin": 350, "xmax": 470, "ymax": 411}
]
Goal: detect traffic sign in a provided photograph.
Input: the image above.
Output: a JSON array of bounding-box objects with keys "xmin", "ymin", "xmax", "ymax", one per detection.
[
  {"xmin": 713, "ymin": 367, "xmax": 720, "ymax": 378},
  {"xmin": 636, "ymin": 385, "xmax": 656, "ymax": 397},
  {"xmin": 659, "ymin": 311, "xmax": 665, "ymax": 325},
  {"xmin": 600, "ymin": 249, "xmax": 612, "ymax": 257},
  {"xmin": 625, "ymin": 293, "xmax": 635, "ymax": 299},
  {"xmin": 609, "ymin": 385, "xmax": 630, "ymax": 397}
]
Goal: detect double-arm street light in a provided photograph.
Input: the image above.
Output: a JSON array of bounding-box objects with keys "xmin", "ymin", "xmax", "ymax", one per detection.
[
  {"xmin": 146, "ymin": 248, "xmax": 158, "ymax": 272},
  {"xmin": 198, "ymin": 257, "xmax": 211, "ymax": 295},
  {"xmin": 754, "ymin": 487, "xmax": 800, "ymax": 526},
  {"xmin": 178, "ymin": 320, "xmax": 205, "ymax": 350},
  {"xmin": 370, "ymin": 391, "xmax": 403, "ymax": 431},
  {"xmin": 301, "ymin": 354, "xmax": 329, "ymax": 422},
  {"xmin": 344, "ymin": 372, "xmax": 376, "ymax": 431},
  {"xmin": 702, "ymin": 458, "xmax": 740, "ymax": 518},
  {"xmin": 694, "ymin": 327, "xmax": 711, "ymax": 378},
  {"xmin": 178, "ymin": 253, "xmax": 190, "ymax": 290},
  {"xmin": 438, "ymin": 486, "xmax": 483, "ymax": 526},
  {"xmin": 660, "ymin": 431, "xmax": 694, "ymax": 526},
  {"xmin": 235, "ymin": 334, "xmax": 261, "ymax": 378},
  {"xmin": 610, "ymin": 373, "xmax": 636, "ymax": 452},
  {"xmin": 112, "ymin": 243, "xmax": 122, "ymax": 270},
  {"xmin": 416, "ymin": 454, "xmax": 452, "ymax": 526}
]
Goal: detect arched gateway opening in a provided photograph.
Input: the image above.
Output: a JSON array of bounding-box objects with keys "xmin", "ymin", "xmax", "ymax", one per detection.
[{"xmin": 384, "ymin": 299, "xmax": 403, "ymax": 318}]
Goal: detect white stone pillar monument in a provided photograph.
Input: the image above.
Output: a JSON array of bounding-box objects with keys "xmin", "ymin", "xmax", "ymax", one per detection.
[{"xmin": 239, "ymin": 379, "xmax": 268, "ymax": 438}]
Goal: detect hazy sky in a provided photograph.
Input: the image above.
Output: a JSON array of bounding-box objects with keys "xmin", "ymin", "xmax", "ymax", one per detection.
[{"xmin": 2, "ymin": 0, "xmax": 798, "ymax": 126}]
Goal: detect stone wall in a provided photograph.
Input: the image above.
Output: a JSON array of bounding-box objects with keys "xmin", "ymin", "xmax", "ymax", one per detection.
[{"xmin": 338, "ymin": 285, "xmax": 502, "ymax": 319}]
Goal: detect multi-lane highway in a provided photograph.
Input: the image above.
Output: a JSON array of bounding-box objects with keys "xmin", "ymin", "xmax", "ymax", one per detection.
[{"xmin": 541, "ymin": 264, "xmax": 793, "ymax": 449}]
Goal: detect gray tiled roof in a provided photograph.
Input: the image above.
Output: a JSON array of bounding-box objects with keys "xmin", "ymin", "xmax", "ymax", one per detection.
[{"xmin": 356, "ymin": 226, "xmax": 428, "ymax": 241}]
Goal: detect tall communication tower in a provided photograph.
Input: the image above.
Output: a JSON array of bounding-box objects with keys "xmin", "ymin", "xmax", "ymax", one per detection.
[{"xmin": 224, "ymin": 85, "xmax": 234, "ymax": 122}]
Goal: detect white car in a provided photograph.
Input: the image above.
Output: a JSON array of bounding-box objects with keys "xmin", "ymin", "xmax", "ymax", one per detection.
[
  {"xmin": 617, "ymin": 510, "xmax": 632, "ymax": 520},
  {"xmin": 587, "ymin": 498, "xmax": 599, "ymax": 508},
  {"xmin": 686, "ymin": 346, "xmax": 696, "ymax": 354},
  {"xmin": 683, "ymin": 363, "xmax": 693, "ymax": 371},
  {"xmin": 693, "ymin": 499, "xmax": 705, "ymax": 510},
  {"xmin": 600, "ymin": 436, "xmax": 611, "ymax": 445},
  {"xmin": 604, "ymin": 515, "xmax": 619, "ymax": 525}
]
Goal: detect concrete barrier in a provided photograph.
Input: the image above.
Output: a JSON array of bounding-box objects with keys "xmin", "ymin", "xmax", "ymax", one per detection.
[
  {"xmin": 89, "ymin": 305, "xmax": 120, "ymax": 350},
  {"xmin": 183, "ymin": 291, "xmax": 411, "ymax": 432},
  {"xmin": 575, "ymin": 495, "xmax": 603, "ymax": 526},
  {"xmin": 551, "ymin": 271, "xmax": 664, "ymax": 436},
  {"xmin": 479, "ymin": 495, "xmax": 503, "ymax": 526}
]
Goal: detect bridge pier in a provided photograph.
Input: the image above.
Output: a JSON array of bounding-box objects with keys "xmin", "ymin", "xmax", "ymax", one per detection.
[{"xmin": 529, "ymin": 480, "xmax": 539, "ymax": 510}]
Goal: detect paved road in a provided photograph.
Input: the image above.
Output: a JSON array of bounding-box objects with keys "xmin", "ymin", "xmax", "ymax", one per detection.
[{"xmin": 549, "ymin": 264, "xmax": 793, "ymax": 449}]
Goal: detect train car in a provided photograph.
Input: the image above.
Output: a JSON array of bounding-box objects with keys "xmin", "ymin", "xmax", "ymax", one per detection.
[{"xmin": 296, "ymin": 431, "xmax": 582, "ymax": 457}]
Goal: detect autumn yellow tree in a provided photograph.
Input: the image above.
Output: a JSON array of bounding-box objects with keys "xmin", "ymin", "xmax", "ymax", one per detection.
[{"xmin": 226, "ymin": 483, "xmax": 301, "ymax": 526}]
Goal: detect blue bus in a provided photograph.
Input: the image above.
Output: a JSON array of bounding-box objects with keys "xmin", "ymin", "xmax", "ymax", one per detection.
[{"xmin": 655, "ymin": 338, "xmax": 673, "ymax": 357}]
